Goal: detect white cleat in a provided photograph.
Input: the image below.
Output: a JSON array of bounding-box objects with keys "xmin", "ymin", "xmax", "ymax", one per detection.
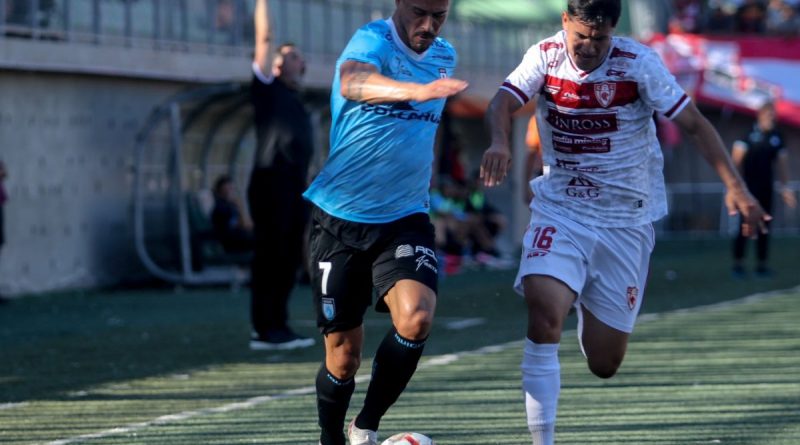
[{"xmin": 348, "ymin": 419, "xmax": 378, "ymax": 445}]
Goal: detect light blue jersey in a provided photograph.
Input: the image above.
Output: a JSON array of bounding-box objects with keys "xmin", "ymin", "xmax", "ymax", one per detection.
[{"xmin": 303, "ymin": 19, "xmax": 457, "ymax": 223}]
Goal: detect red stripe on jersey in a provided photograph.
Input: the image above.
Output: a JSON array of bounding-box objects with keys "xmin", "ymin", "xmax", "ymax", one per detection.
[
  {"xmin": 543, "ymin": 76, "xmax": 639, "ymax": 109},
  {"xmin": 664, "ymin": 94, "xmax": 689, "ymax": 119},
  {"xmin": 502, "ymin": 81, "xmax": 530, "ymax": 103}
]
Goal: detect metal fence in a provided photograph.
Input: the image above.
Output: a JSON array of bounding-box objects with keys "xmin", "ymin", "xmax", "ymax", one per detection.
[{"xmin": 0, "ymin": 0, "xmax": 557, "ymax": 73}]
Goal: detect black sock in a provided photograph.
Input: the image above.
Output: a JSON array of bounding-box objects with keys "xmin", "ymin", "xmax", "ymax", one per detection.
[
  {"xmin": 356, "ymin": 328, "xmax": 427, "ymax": 431},
  {"xmin": 317, "ymin": 364, "xmax": 355, "ymax": 445}
]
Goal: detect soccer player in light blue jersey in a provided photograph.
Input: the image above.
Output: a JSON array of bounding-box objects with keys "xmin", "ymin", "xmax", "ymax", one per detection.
[{"xmin": 303, "ymin": 1, "xmax": 467, "ymax": 444}]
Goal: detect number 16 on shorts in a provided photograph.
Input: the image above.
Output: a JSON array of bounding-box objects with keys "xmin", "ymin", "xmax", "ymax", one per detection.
[{"xmin": 527, "ymin": 225, "xmax": 556, "ymax": 258}]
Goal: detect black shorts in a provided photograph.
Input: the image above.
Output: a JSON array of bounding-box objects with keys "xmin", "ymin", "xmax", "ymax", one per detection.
[{"xmin": 309, "ymin": 206, "xmax": 438, "ymax": 334}]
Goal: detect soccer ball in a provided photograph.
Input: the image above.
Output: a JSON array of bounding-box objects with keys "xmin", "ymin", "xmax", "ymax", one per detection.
[{"xmin": 380, "ymin": 432, "xmax": 436, "ymax": 445}]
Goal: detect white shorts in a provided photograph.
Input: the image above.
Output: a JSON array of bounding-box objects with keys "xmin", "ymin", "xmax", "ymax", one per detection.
[{"xmin": 514, "ymin": 203, "xmax": 655, "ymax": 333}]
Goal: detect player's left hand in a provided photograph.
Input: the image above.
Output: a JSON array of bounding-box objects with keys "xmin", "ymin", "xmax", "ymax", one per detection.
[
  {"xmin": 725, "ymin": 188, "xmax": 771, "ymax": 237},
  {"xmin": 480, "ymin": 143, "xmax": 511, "ymax": 187}
]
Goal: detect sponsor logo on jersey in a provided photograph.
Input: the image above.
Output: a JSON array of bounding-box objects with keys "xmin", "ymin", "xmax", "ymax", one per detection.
[
  {"xmin": 552, "ymin": 132, "xmax": 611, "ymax": 153},
  {"xmin": 361, "ymin": 102, "xmax": 441, "ymax": 123},
  {"xmin": 605, "ymin": 69, "xmax": 627, "ymax": 78},
  {"xmin": 555, "ymin": 158, "xmax": 602, "ymax": 172},
  {"xmin": 594, "ymin": 82, "xmax": 616, "ymax": 108},
  {"xmin": 432, "ymin": 54, "xmax": 455, "ymax": 61},
  {"xmin": 610, "ymin": 47, "xmax": 638, "ymax": 59},
  {"xmin": 322, "ymin": 298, "xmax": 336, "ymax": 320},
  {"xmin": 546, "ymin": 109, "xmax": 618, "ymax": 135},
  {"xmin": 566, "ymin": 175, "xmax": 600, "ymax": 199},
  {"xmin": 395, "ymin": 244, "xmax": 414, "ymax": 259},
  {"xmin": 626, "ymin": 286, "xmax": 638, "ymax": 310},
  {"xmin": 543, "ymin": 76, "xmax": 639, "ymax": 109}
]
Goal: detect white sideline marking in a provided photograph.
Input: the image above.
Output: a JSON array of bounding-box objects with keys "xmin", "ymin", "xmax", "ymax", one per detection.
[
  {"xmin": 44, "ymin": 285, "xmax": 799, "ymax": 445},
  {"xmin": 0, "ymin": 402, "xmax": 28, "ymax": 410},
  {"xmin": 444, "ymin": 317, "xmax": 486, "ymax": 330}
]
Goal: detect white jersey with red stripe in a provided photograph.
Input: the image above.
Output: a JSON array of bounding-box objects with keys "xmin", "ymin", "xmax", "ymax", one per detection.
[{"xmin": 502, "ymin": 31, "xmax": 690, "ymax": 227}]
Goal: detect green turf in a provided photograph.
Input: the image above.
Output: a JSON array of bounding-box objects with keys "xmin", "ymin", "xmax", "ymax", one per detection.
[{"xmin": 1, "ymin": 237, "xmax": 799, "ymax": 444}]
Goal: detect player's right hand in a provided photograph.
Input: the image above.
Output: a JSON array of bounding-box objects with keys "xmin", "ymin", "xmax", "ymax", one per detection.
[
  {"xmin": 481, "ymin": 143, "xmax": 511, "ymax": 187},
  {"xmin": 413, "ymin": 78, "xmax": 468, "ymax": 102},
  {"xmin": 725, "ymin": 188, "xmax": 771, "ymax": 237}
]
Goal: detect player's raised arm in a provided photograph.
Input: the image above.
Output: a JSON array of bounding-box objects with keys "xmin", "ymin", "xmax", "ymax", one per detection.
[
  {"xmin": 252, "ymin": 0, "xmax": 272, "ymax": 74},
  {"xmin": 339, "ymin": 60, "xmax": 467, "ymax": 104},
  {"xmin": 672, "ymin": 101, "xmax": 771, "ymax": 236},
  {"xmin": 480, "ymin": 89, "xmax": 523, "ymax": 187}
]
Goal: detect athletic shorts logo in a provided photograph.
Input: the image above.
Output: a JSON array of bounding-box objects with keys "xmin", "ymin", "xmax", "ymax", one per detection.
[
  {"xmin": 322, "ymin": 298, "xmax": 336, "ymax": 320},
  {"xmin": 439, "ymin": 68, "xmax": 448, "ymax": 78},
  {"xmin": 414, "ymin": 245, "xmax": 438, "ymax": 274},
  {"xmin": 626, "ymin": 286, "xmax": 638, "ymax": 310},
  {"xmin": 395, "ymin": 244, "xmax": 414, "ymax": 259}
]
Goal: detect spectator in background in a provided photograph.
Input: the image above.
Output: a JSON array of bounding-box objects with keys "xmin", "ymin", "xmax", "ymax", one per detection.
[
  {"xmin": 0, "ymin": 161, "xmax": 7, "ymax": 304},
  {"xmin": 671, "ymin": 0, "xmax": 703, "ymax": 33},
  {"xmin": 704, "ymin": 1, "xmax": 736, "ymax": 33},
  {"xmin": 766, "ymin": 0, "xmax": 800, "ymax": 34},
  {"xmin": 430, "ymin": 176, "xmax": 470, "ymax": 274},
  {"xmin": 465, "ymin": 172, "xmax": 513, "ymax": 269},
  {"xmin": 247, "ymin": 0, "xmax": 315, "ymax": 350},
  {"xmin": 211, "ymin": 175, "xmax": 253, "ymax": 254},
  {"xmin": 732, "ymin": 102, "xmax": 796, "ymax": 278},
  {"xmin": 735, "ymin": 0, "xmax": 767, "ymax": 33}
]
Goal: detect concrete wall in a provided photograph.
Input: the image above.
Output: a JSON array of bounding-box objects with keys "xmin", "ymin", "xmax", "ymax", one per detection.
[
  {"xmin": 0, "ymin": 36, "xmax": 257, "ymax": 296},
  {"xmin": 0, "ymin": 70, "xmax": 189, "ymax": 295}
]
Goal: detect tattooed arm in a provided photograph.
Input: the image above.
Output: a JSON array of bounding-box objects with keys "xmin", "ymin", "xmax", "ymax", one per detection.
[{"xmin": 339, "ymin": 60, "xmax": 467, "ymax": 104}]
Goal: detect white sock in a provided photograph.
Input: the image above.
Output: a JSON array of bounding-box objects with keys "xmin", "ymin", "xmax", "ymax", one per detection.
[{"xmin": 521, "ymin": 339, "xmax": 560, "ymax": 445}]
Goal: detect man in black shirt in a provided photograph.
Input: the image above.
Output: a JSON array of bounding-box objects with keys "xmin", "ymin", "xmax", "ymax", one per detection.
[
  {"xmin": 247, "ymin": 0, "xmax": 314, "ymax": 350},
  {"xmin": 732, "ymin": 102, "xmax": 796, "ymax": 277}
]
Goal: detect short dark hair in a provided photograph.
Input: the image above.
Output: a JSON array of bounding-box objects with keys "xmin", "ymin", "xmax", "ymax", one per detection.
[
  {"xmin": 213, "ymin": 175, "xmax": 233, "ymax": 196},
  {"xmin": 567, "ymin": 0, "xmax": 621, "ymax": 27},
  {"xmin": 758, "ymin": 101, "xmax": 775, "ymax": 114}
]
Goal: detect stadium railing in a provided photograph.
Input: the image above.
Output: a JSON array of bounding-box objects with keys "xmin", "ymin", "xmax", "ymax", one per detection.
[
  {"xmin": 0, "ymin": 0, "xmax": 557, "ymax": 77},
  {"xmin": 659, "ymin": 181, "xmax": 800, "ymax": 237}
]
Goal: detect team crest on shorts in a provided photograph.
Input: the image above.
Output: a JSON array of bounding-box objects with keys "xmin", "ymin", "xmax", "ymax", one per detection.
[
  {"xmin": 322, "ymin": 298, "xmax": 336, "ymax": 320},
  {"xmin": 594, "ymin": 82, "xmax": 616, "ymax": 108},
  {"xmin": 626, "ymin": 286, "xmax": 638, "ymax": 310}
]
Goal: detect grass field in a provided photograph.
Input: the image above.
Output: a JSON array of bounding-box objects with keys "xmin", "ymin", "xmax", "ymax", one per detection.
[{"xmin": 1, "ymin": 237, "xmax": 799, "ymax": 444}]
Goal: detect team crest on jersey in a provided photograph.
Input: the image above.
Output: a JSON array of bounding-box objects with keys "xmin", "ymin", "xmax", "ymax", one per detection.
[
  {"xmin": 594, "ymin": 82, "xmax": 616, "ymax": 108},
  {"xmin": 439, "ymin": 68, "xmax": 448, "ymax": 78},
  {"xmin": 626, "ymin": 287, "xmax": 638, "ymax": 310}
]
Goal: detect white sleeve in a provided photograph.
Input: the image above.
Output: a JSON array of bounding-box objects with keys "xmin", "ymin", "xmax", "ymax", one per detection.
[
  {"xmin": 500, "ymin": 44, "xmax": 547, "ymax": 106},
  {"xmin": 638, "ymin": 47, "xmax": 690, "ymax": 119},
  {"xmin": 252, "ymin": 61, "xmax": 275, "ymax": 85}
]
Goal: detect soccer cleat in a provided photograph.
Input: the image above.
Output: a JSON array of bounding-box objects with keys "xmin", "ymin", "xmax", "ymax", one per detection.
[
  {"xmin": 249, "ymin": 328, "xmax": 315, "ymax": 351},
  {"xmin": 348, "ymin": 419, "xmax": 378, "ymax": 445}
]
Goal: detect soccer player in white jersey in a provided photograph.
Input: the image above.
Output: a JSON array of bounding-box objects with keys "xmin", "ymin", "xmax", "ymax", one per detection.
[{"xmin": 479, "ymin": 1, "xmax": 770, "ymax": 443}]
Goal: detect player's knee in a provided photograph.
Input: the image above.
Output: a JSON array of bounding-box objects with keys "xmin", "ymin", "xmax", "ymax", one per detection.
[
  {"xmin": 328, "ymin": 350, "xmax": 361, "ymax": 379},
  {"xmin": 394, "ymin": 309, "xmax": 433, "ymax": 340},
  {"xmin": 527, "ymin": 312, "xmax": 564, "ymax": 343}
]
